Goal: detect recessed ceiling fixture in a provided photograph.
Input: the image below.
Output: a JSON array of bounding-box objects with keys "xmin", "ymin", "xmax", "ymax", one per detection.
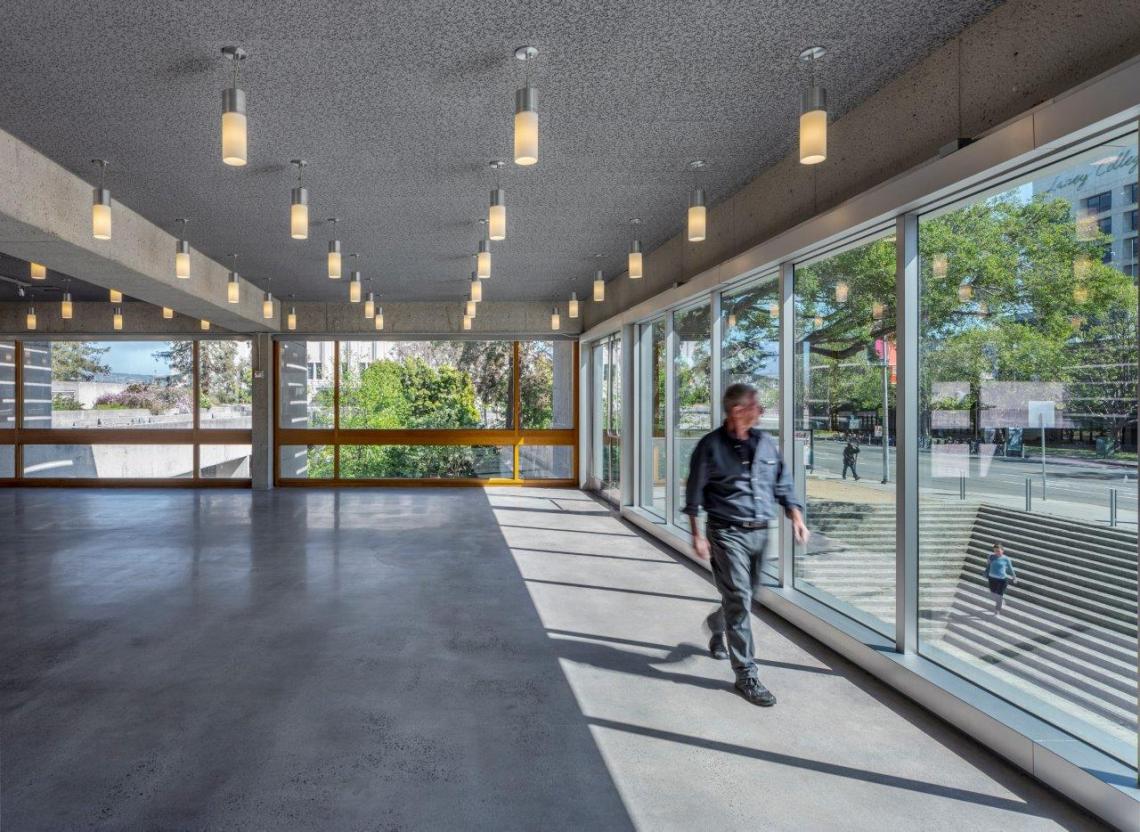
[
  {"xmin": 91, "ymin": 159, "xmax": 112, "ymax": 240},
  {"xmin": 228, "ymin": 254, "xmax": 240, "ymax": 304},
  {"xmin": 488, "ymin": 161, "xmax": 507, "ymax": 240},
  {"xmin": 201, "ymin": 319, "xmax": 210, "ymax": 331},
  {"xmin": 798, "ymin": 46, "xmax": 828, "ymax": 165},
  {"xmin": 262, "ymin": 277, "xmax": 274, "ymax": 320},
  {"xmin": 568, "ymin": 291, "xmax": 579, "ymax": 319},
  {"xmin": 290, "ymin": 160, "xmax": 309, "ymax": 240},
  {"xmin": 287, "ymin": 294, "xmax": 297, "ymax": 331},
  {"xmin": 628, "ymin": 218, "xmax": 643, "ymax": 279},
  {"xmin": 112, "ymin": 305, "xmax": 123, "ymax": 331},
  {"xmin": 327, "ymin": 218, "xmax": 342, "ymax": 279},
  {"xmin": 593, "ymin": 269, "xmax": 605, "ymax": 302},
  {"xmin": 687, "ymin": 161, "xmax": 707, "ymax": 242},
  {"xmin": 513, "ymin": 46, "xmax": 539, "ymax": 166},
  {"xmin": 476, "ymin": 221, "xmax": 491, "ymax": 279},
  {"xmin": 349, "ymin": 269, "xmax": 362, "ymax": 303},
  {"xmin": 364, "ymin": 278, "xmax": 376, "ymax": 318},
  {"xmin": 220, "ymin": 46, "xmax": 248, "ymax": 166},
  {"xmin": 550, "ymin": 306, "xmax": 560, "ymax": 331},
  {"xmin": 109, "ymin": 288, "xmax": 123, "ymax": 304},
  {"xmin": 470, "ymin": 272, "xmax": 482, "ymax": 303},
  {"xmin": 61, "ymin": 280, "xmax": 73, "ymax": 320},
  {"xmin": 26, "ymin": 298, "xmax": 36, "ymax": 331},
  {"xmin": 175, "ymin": 218, "xmax": 191, "ymax": 279},
  {"xmin": 163, "ymin": 306, "xmax": 174, "ymax": 320},
  {"xmin": 29, "ymin": 262, "xmax": 46, "ymax": 280}
]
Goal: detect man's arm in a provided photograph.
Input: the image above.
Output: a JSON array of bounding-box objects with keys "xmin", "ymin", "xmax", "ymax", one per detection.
[
  {"xmin": 773, "ymin": 445, "xmax": 810, "ymax": 545},
  {"xmin": 682, "ymin": 438, "xmax": 710, "ymax": 560}
]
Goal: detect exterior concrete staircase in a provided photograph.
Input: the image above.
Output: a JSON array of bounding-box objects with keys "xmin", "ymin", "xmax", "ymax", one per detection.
[{"xmin": 797, "ymin": 499, "xmax": 1138, "ymax": 744}]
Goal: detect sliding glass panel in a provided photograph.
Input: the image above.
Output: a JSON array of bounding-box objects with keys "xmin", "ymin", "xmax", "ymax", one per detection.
[
  {"xmin": 22, "ymin": 444, "xmax": 194, "ymax": 479},
  {"xmin": 591, "ymin": 341, "xmax": 605, "ymax": 487},
  {"xmin": 0, "ymin": 341, "xmax": 14, "ymax": 428},
  {"xmin": 338, "ymin": 445, "xmax": 512, "ymax": 479},
  {"xmin": 198, "ymin": 444, "xmax": 252, "ymax": 478},
  {"xmin": 520, "ymin": 340, "xmax": 575, "ymax": 428},
  {"xmin": 793, "ymin": 233, "xmax": 897, "ymax": 635},
  {"xmin": 279, "ymin": 445, "xmax": 333, "ymax": 479},
  {"xmin": 199, "ymin": 340, "xmax": 252, "ymax": 429},
  {"xmin": 673, "ymin": 302, "xmax": 711, "ymax": 527},
  {"xmin": 918, "ymin": 131, "xmax": 1138, "ymax": 762},
  {"xmin": 722, "ymin": 276, "xmax": 783, "ymax": 584},
  {"xmin": 518, "ymin": 444, "xmax": 573, "ymax": 479},
  {"xmin": 639, "ymin": 319, "xmax": 667, "ymax": 518},
  {"xmin": 0, "ymin": 445, "xmax": 13, "ymax": 478},
  {"xmin": 599, "ymin": 336, "xmax": 622, "ymax": 504},
  {"xmin": 22, "ymin": 341, "xmax": 192, "ymax": 429},
  {"xmin": 278, "ymin": 340, "xmax": 335, "ymax": 429}
]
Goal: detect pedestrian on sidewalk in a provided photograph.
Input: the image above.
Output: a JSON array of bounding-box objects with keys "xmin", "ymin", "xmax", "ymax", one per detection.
[
  {"xmin": 986, "ymin": 542, "xmax": 1018, "ymax": 615},
  {"xmin": 842, "ymin": 437, "xmax": 860, "ymax": 480},
  {"xmin": 684, "ymin": 382, "xmax": 810, "ymax": 707}
]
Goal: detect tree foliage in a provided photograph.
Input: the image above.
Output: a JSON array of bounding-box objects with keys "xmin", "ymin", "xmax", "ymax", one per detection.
[{"xmin": 50, "ymin": 342, "xmax": 109, "ymax": 381}]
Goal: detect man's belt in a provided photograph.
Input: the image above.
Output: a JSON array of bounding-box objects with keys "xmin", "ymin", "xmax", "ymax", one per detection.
[{"xmin": 708, "ymin": 517, "xmax": 768, "ymax": 530}]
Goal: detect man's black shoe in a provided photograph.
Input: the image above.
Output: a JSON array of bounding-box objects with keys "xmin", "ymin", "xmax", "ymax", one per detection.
[
  {"xmin": 735, "ymin": 678, "xmax": 777, "ymax": 707},
  {"xmin": 709, "ymin": 634, "xmax": 729, "ymax": 660}
]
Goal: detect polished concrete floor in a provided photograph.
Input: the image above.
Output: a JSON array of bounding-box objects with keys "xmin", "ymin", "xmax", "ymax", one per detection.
[{"xmin": 0, "ymin": 487, "xmax": 1106, "ymax": 831}]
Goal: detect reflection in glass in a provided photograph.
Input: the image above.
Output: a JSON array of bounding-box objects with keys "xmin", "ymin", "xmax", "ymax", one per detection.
[
  {"xmin": 279, "ymin": 341, "xmax": 335, "ymax": 429},
  {"xmin": 339, "ymin": 445, "xmax": 512, "ymax": 479},
  {"xmin": 640, "ymin": 320, "xmax": 667, "ymax": 518},
  {"xmin": 794, "ymin": 234, "xmax": 898, "ymax": 634},
  {"xmin": 519, "ymin": 340, "xmax": 575, "ymax": 429},
  {"xmin": 279, "ymin": 445, "xmax": 333, "ymax": 479},
  {"xmin": 673, "ymin": 303, "xmax": 711, "ymax": 527},
  {"xmin": 199, "ymin": 341, "xmax": 252, "ymax": 429},
  {"xmin": 594, "ymin": 336, "xmax": 622, "ymax": 504},
  {"xmin": 918, "ymin": 132, "xmax": 1138, "ymax": 762},
  {"xmin": 22, "ymin": 444, "xmax": 194, "ymax": 478}
]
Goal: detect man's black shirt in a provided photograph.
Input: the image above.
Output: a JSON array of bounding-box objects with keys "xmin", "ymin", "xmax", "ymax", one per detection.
[{"xmin": 682, "ymin": 426, "xmax": 802, "ymax": 525}]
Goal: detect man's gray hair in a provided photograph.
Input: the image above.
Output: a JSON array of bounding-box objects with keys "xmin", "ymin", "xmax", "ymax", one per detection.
[{"xmin": 723, "ymin": 382, "xmax": 758, "ymax": 413}]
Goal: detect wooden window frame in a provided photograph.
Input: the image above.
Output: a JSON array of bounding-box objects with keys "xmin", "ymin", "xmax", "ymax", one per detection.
[
  {"xmin": 0, "ymin": 338, "xmax": 253, "ymax": 488},
  {"xmin": 273, "ymin": 338, "xmax": 578, "ymax": 487}
]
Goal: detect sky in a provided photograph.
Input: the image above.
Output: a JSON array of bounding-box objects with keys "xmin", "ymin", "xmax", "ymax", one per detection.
[{"xmin": 103, "ymin": 341, "xmax": 173, "ymax": 376}]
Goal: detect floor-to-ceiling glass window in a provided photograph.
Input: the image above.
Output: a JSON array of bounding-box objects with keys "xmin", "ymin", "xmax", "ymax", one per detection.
[
  {"xmin": 673, "ymin": 302, "xmax": 712, "ymax": 528},
  {"xmin": 793, "ymin": 233, "xmax": 898, "ymax": 635},
  {"xmin": 722, "ymin": 275, "xmax": 782, "ymax": 583},
  {"xmin": 591, "ymin": 334, "xmax": 622, "ymax": 504},
  {"xmin": 639, "ymin": 318, "xmax": 667, "ymax": 518},
  {"xmin": 917, "ymin": 131, "xmax": 1138, "ymax": 762}
]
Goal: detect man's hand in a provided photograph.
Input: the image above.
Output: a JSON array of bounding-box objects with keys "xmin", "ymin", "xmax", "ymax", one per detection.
[
  {"xmin": 788, "ymin": 509, "xmax": 811, "ymax": 546},
  {"xmin": 692, "ymin": 535, "xmax": 711, "ymax": 561}
]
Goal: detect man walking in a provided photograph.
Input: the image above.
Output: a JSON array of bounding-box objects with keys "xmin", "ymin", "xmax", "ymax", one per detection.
[
  {"xmin": 684, "ymin": 383, "xmax": 809, "ymax": 707},
  {"xmin": 842, "ymin": 437, "xmax": 860, "ymax": 480}
]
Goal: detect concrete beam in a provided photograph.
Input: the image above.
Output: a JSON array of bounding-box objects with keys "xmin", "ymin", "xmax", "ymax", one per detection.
[
  {"xmin": 0, "ymin": 127, "xmax": 274, "ymax": 331},
  {"xmin": 0, "ymin": 301, "xmax": 238, "ymax": 336},
  {"xmin": 281, "ymin": 301, "xmax": 582, "ymax": 338}
]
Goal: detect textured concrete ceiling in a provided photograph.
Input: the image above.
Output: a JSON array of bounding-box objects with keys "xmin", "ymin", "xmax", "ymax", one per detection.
[{"xmin": 0, "ymin": 0, "xmax": 1001, "ymax": 305}]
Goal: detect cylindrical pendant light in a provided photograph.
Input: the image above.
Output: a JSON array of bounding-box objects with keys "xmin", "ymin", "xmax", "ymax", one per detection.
[
  {"xmin": 476, "ymin": 238, "xmax": 491, "ymax": 280},
  {"xmin": 349, "ymin": 271, "xmax": 361, "ymax": 303},
  {"xmin": 26, "ymin": 302, "xmax": 36, "ymax": 331},
  {"xmin": 61, "ymin": 291, "xmax": 73, "ymax": 320},
  {"xmin": 375, "ymin": 307, "xmax": 384, "ymax": 331},
  {"xmin": 727, "ymin": 312, "xmax": 737, "ymax": 329},
  {"xmin": 465, "ymin": 299, "xmax": 477, "ymax": 318},
  {"xmin": 813, "ymin": 314, "xmax": 824, "ymax": 329},
  {"xmin": 109, "ymin": 288, "xmax": 123, "ymax": 304},
  {"xmin": 220, "ymin": 46, "xmax": 248, "ymax": 166},
  {"xmin": 489, "ymin": 160, "xmax": 507, "ymax": 240},
  {"xmin": 568, "ymin": 291, "xmax": 579, "ymax": 319},
  {"xmin": 798, "ymin": 47, "xmax": 828, "ymax": 165},
  {"xmin": 687, "ymin": 160, "xmax": 707, "ymax": 242},
  {"xmin": 932, "ymin": 253, "xmax": 948, "ymax": 279},
  {"xmin": 551, "ymin": 306, "xmax": 561, "ymax": 330},
  {"xmin": 262, "ymin": 284, "xmax": 274, "ymax": 319},
  {"xmin": 29, "ymin": 262, "xmax": 46, "ymax": 280},
  {"xmin": 364, "ymin": 287, "xmax": 376, "ymax": 319},
  {"xmin": 1073, "ymin": 283, "xmax": 1089, "ymax": 304},
  {"xmin": 287, "ymin": 295, "xmax": 297, "ymax": 331},
  {"xmin": 228, "ymin": 254, "xmax": 240, "ymax": 304},
  {"xmin": 175, "ymin": 218, "xmax": 191, "ymax": 279},
  {"xmin": 163, "ymin": 306, "xmax": 174, "ymax": 320},
  {"xmin": 112, "ymin": 306, "xmax": 123, "ymax": 331},
  {"xmin": 327, "ymin": 218, "xmax": 342, "ymax": 278},
  {"xmin": 290, "ymin": 160, "xmax": 309, "ymax": 240},
  {"xmin": 768, "ymin": 301, "xmax": 780, "ymax": 319},
  {"xmin": 958, "ymin": 281, "xmax": 973, "ymax": 302},
  {"xmin": 513, "ymin": 46, "xmax": 538, "ymax": 166},
  {"xmin": 470, "ymin": 273, "xmax": 482, "ymax": 303},
  {"xmin": 593, "ymin": 269, "xmax": 605, "ymax": 302},
  {"xmin": 91, "ymin": 159, "xmax": 112, "ymax": 240},
  {"xmin": 201, "ymin": 319, "xmax": 210, "ymax": 331},
  {"xmin": 834, "ymin": 280, "xmax": 848, "ymax": 303},
  {"xmin": 462, "ymin": 313, "xmax": 472, "ymax": 331},
  {"xmin": 872, "ymin": 300, "xmax": 885, "ymax": 320},
  {"xmin": 628, "ymin": 218, "xmax": 643, "ymax": 278}
]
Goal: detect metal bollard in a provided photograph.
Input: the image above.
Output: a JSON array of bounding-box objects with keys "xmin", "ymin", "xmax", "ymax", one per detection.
[
  {"xmin": 1025, "ymin": 478, "xmax": 1032, "ymax": 512},
  {"xmin": 1109, "ymin": 488, "xmax": 1118, "ymax": 528},
  {"xmin": 959, "ymin": 475, "xmax": 966, "ymax": 500}
]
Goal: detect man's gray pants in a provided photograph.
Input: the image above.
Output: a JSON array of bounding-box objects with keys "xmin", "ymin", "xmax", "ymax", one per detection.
[{"xmin": 706, "ymin": 523, "xmax": 769, "ymax": 682}]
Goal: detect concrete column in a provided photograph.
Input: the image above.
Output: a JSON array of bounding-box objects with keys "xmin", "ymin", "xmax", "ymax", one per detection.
[
  {"xmin": 552, "ymin": 340, "xmax": 574, "ymax": 428},
  {"xmin": 250, "ymin": 333, "xmax": 274, "ymax": 490}
]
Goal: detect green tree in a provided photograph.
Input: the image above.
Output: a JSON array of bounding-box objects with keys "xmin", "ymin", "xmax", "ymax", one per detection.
[{"xmin": 50, "ymin": 342, "xmax": 109, "ymax": 380}]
